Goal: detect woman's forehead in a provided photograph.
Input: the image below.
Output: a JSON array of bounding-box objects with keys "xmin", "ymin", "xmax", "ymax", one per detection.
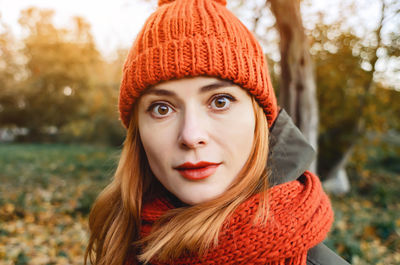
[
  {"xmin": 153, "ymin": 76, "xmax": 229, "ymax": 88},
  {"xmin": 145, "ymin": 76, "xmax": 240, "ymax": 95}
]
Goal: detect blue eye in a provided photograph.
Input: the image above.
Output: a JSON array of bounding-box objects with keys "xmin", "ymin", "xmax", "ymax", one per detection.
[
  {"xmin": 150, "ymin": 103, "xmax": 173, "ymax": 117},
  {"xmin": 210, "ymin": 96, "xmax": 233, "ymax": 110}
]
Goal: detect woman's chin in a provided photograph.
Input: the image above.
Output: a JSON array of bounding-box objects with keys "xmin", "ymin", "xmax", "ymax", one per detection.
[{"xmin": 176, "ymin": 189, "xmax": 221, "ymax": 205}]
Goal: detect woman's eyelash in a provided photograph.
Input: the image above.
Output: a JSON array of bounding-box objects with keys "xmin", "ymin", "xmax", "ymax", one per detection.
[
  {"xmin": 211, "ymin": 94, "xmax": 236, "ymax": 102},
  {"xmin": 146, "ymin": 101, "xmax": 170, "ymax": 112}
]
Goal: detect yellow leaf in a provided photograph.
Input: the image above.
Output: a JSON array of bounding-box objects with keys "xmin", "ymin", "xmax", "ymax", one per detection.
[
  {"xmin": 363, "ymin": 225, "xmax": 377, "ymax": 237},
  {"xmin": 4, "ymin": 203, "xmax": 15, "ymax": 214}
]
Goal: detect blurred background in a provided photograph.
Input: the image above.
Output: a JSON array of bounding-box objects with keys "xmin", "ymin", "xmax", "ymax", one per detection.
[{"xmin": 0, "ymin": 0, "xmax": 399, "ymax": 264}]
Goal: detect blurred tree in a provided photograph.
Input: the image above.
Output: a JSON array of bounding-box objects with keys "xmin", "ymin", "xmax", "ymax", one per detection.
[
  {"xmin": 0, "ymin": 15, "xmax": 24, "ymax": 129},
  {"xmin": 310, "ymin": 0, "xmax": 400, "ymax": 193},
  {"xmin": 268, "ymin": 0, "xmax": 319, "ymax": 173},
  {"xmin": 14, "ymin": 8, "xmax": 101, "ymax": 140},
  {"xmin": 0, "ymin": 8, "xmax": 126, "ymax": 145},
  {"xmin": 311, "ymin": 22, "xmax": 371, "ymax": 192},
  {"xmin": 60, "ymin": 48, "xmax": 127, "ymax": 146}
]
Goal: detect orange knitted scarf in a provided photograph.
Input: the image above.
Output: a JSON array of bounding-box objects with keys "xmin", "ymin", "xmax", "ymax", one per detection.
[{"xmin": 128, "ymin": 171, "xmax": 333, "ymax": 265}]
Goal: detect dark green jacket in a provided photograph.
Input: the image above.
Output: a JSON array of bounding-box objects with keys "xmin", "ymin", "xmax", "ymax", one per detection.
[{"xmin": 268, "ymin": 109, "xmax": 350, "ymax": 265}]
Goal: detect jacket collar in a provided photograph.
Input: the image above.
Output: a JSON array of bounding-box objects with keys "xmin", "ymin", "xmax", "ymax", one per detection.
[{"xmin": 267, "ymin": 109, "xmax": 316, "ymax": 186}]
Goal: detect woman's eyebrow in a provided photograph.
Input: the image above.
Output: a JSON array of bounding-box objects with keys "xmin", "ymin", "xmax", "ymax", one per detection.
[
  {"xmin": 200, "ymin": 81, "xmax": 235, "ymax": 93},
  {"xmin": 142, "ymin": 80, "xmax": 235, "ymax": 96},
  {"xmin": 142, "ymin": 88, "xmax": 175, "ymax": 97}
]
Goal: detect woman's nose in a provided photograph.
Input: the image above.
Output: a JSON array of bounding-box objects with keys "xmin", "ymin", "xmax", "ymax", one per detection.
[{"xmin": 178, "ymin": 111, "xmax": 208, "ymax": 149}]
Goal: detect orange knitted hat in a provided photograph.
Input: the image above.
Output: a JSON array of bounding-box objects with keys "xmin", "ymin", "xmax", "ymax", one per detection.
[{"xmin": 119, "ymin": 0, "xmax": 278, "ymax": 128}]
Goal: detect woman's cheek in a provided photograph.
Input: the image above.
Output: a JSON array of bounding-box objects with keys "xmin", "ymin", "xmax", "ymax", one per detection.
[{"xmin": 141, "ymin": 120, "xmax": 177, "ymax": 161}]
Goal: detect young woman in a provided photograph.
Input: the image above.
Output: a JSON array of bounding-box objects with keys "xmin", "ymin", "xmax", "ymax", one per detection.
[{"xmin": 85, "ymin": 0, "xmax": 350, "ymax": 264}]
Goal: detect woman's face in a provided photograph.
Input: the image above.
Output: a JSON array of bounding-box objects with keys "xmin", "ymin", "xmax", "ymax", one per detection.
[{"xmin": 138, "ymin": 76, "xmax": 255, "ymax": 205}]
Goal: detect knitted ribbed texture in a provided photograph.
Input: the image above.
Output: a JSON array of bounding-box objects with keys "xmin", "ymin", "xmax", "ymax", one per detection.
[
  {"xmin": 119, "ymin": 0, "xmax": 278, "ymax": 128},
  {"xmin": 126, "ymin": 171, "xmax": 334, "ymax": 264}
]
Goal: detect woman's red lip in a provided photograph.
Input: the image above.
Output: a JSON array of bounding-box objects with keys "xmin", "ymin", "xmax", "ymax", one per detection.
[
  {"xmin": 174, "ymin": 162, "xmax": 221, "ymax": 180},
  {"xmin": 174, "ymin": 161, "xmax": 220, "ymax": 169}
]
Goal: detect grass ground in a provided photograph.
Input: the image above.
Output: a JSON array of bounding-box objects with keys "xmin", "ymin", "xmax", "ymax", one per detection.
[{"xmin": 0, "ymin": 143, "xmax": 399, "ymax": 264}]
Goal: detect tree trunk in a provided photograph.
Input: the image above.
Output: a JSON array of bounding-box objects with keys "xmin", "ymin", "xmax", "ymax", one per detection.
[
  {"xmin": 269, "ymin": 0, "xmax": 319, "ymax": 172},
  {"xmin": 323, "ymin": 145, "xmax": 353, "ymax": 194}
]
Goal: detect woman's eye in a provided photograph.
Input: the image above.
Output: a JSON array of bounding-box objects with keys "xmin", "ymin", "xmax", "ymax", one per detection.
[
  {"xmin": 149, "ymin": 103, "xmax": 173, "ymax": 117},
  {"xmin": 210, "ymin": 96, "xmax": 233, "ymax": 110}
]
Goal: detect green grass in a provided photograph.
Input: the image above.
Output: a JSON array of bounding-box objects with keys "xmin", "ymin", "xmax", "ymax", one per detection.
[
  {"xmin": 0, "ymin": 143, "xmax": 121, "ymax": 264},
  {"xmin": 326, "ymin": 169, "xmax": 400, "ymax": 265},
  {"xmin": 0, "ymin": 143, "xmax": 121, "ymax": 213},
  {"xmin": 0, "ymin": 143, "xmax": 118, "ymax": 186}
]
